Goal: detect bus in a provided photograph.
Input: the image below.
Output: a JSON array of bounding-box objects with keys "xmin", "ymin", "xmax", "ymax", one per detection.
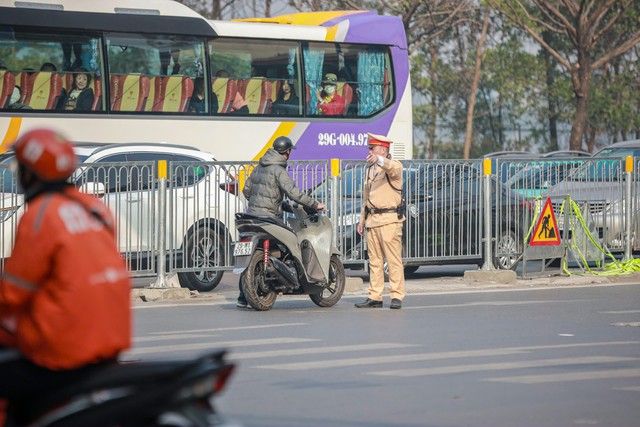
[{"xmin": 0, "ymin": 0, "xmax": 413, "ymax": 161}]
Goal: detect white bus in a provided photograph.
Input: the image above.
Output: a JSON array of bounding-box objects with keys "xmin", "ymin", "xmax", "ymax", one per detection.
[{"xmin": 0, "ymin": 0, "xmax": 413, "ymax": 161}]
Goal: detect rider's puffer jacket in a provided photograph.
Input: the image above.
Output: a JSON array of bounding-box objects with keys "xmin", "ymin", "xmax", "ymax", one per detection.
[
  {"xmin": 0, "ymin": 187, "xmax": 131, "ymax": 370},
  {"xmin": 243, "ymin": 148, "xmax": 319, "ymax": 217}
]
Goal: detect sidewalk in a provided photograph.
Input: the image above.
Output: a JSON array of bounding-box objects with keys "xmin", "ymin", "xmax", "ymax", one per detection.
[{"xmin": 131, "ymin": 270, "xmax": 640, "ymax": 305}]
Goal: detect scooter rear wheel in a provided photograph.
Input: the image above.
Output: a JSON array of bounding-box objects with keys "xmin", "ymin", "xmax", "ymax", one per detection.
[
  {"xmin": 242, "ymin": 249, "xmax": 277, "ymax": 311},
  {"xmin": 310, "ymin": 255, "xmax": 345, "ymax": 307}
]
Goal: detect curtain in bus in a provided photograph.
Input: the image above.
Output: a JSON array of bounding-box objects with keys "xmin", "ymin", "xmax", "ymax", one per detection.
[
  {"xmin": 357, "ymin": 50, "xmax": 384, "ymax": 116},
  {"xmin": 287, "ymin": 48, "xmax": 296, "ymax": 78},
  {"xmin": 303, "ymin": 47, "xmax": 324, "ymax": 115}
]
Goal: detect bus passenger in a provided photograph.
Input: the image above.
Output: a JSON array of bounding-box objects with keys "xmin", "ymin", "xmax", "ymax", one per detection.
[
  {"xmin": 189, "ymin": 76, "xmax": 218, "ymax": 114},
  {"xmin": 316, "ymin": 73, "xmax": 345, "ymax": 116},
  {"xmin": 61, "ymin": 68, "xmax": 94, "ymax": 111},
  {"xmin": 215, "ymin": 70, "xmax": 248, "ymax": 114},
  {"xmin": 271, "ymin": 79, "xmax": 299, "ymax": 116}
]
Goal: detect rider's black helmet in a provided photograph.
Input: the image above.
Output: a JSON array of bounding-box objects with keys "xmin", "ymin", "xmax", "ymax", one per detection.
[{"xmin": 272, "ymin": 136, "xmax": 296, "ymax": 154}]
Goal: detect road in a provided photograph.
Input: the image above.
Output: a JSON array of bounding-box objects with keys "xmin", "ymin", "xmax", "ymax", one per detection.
[{"xmin": 126, "ymin": 281, "xmax": 640, "ymax": 427}]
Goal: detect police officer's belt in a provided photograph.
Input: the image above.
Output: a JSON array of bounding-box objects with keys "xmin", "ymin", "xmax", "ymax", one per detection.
[{"xmin": 370, "ymin": 207, "xmax": 399, "ymax": 214}]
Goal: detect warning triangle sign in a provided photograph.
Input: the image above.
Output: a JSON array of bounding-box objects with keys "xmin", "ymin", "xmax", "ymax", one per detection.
[{"xmin": 530, "ymin": 198, "xmax": 561, "ymax": 246}]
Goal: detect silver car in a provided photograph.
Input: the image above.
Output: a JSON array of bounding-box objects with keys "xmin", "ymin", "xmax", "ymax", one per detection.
[{"xmin": 543, "ymin": 140, "xmax": 640, "ymax": 252}]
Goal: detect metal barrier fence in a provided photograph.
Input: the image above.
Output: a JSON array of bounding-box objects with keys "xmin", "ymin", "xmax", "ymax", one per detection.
[
  {"xmin": 495, "ymin": 156, "xmax": 638, "ymax": 258},
  {"xmin": 1, "ymin": 156, "xmax": 638, "ymax": 286}
]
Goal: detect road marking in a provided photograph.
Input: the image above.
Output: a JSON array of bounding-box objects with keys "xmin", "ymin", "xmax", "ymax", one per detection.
[
  {"xmin": 485, "ymin": 368, "xmax": 640, "ymax": 384},
  {"xmin": 254, "ymin": 341, "xmax": 640, "ymax": 371},
  {"xmin": 135, "ymin": 323, "xmax": 308, "ymax": 342},
  {"xmin": 255, "ymin": 348, "xmax": 528, "ymax": 370},
  {"xmin": 600, "ymin": 310, "xmax": 640, "ymax": 314},
  {"xmin": 372, "ymin": 356, "xmax": 637, "ymax": 377},
  {"xmin": 614, "ymin": 386, "xmax": 640, "ymax": 392},
  {"xmin": 233, "ymin": 343, "xmax": 420, "ymax": 360},
  {"xmin": 405, "ymin": 300, "xmax": 586, "ymax": 309},
  {"xmin": 126, "ymin": 337, "xmax": 319, "ymax": 356}
]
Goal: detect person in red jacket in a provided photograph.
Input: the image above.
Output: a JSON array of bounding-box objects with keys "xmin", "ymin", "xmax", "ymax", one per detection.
[
  {"xmin": 316, "ymin": 73, "xmax": 345, "ymax": 115},
  {"xmin": 0, "ymin": 129, "xmax": 131, "ymax": 419}
]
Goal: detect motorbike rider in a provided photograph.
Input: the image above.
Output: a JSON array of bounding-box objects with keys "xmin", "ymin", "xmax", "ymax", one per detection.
[
  {"xmin": 236, "ymin": 135, "xmax": 325, "ymax": 308},
  {"xmin": 0, "ymin": 129, "xmax": 131, "ymax": 422}
]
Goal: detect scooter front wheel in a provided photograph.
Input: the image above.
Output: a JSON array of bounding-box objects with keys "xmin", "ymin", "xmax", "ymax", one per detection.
[
  {"xmin": 242, "ymin": 249, "xmax": 277, "ymax": 311},
  {"xmin": 310, "ymin": 255, "xmax": 345, "ymax": 307}
]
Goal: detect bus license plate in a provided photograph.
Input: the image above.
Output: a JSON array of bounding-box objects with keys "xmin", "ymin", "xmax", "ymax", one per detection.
[{"xmin": 233, "ymin": 242, "xmax": 253, "ymax": 256}]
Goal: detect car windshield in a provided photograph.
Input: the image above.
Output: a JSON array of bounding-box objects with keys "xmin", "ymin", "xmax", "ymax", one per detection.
[
  {"xmin": 0, "ymin": 153, "xmax": 89, "ymax": 194},
  {"xmin": 0, "ymin": 153, "xmax": 18, "ymax": 194},
  {"xmin": 567, "ymin": 147, "xmax": 639, "ymax": 181}
]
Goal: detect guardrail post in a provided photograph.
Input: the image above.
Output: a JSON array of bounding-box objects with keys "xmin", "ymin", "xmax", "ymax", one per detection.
[
  {"xmin": 481, "ymin": 158, "xmax": 496, "ymax": 270},
  {"xmin": 623, "ymin": 156, "xmax": 634, "ymax": 261},
  {"xmin": 152, "ymin": 160, "xmax": 169, "ymax": 288},
  {"xmin": 330, "ymin": 158, "xmax": 340, "ymax": 248}
]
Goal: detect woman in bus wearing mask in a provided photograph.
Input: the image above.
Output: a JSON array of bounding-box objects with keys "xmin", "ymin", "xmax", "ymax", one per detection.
[{"xmin": 316, "ymin": 73, "xmax": 345, "ymax": 115}]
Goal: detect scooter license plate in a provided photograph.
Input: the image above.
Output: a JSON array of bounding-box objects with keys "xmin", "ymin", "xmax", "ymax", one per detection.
[{"xmin": 233, "ymin": 241, "xmax": 253, "ymax": 256}]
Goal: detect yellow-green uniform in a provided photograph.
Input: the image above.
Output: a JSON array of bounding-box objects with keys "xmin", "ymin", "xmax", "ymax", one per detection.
[{"xmin": 360, "ymin": 157, "xmax": 405, "ymax": 302}]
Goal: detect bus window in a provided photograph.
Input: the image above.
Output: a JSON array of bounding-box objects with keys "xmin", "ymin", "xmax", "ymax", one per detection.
[
  {"xmin": 209, "ymin": 38, "xmax": 302, "ymax": 116},
  {"xmin": 0, "ymin": 28, "xmax": 104, "ymax": 112},
  {"xmin": 304, "ymin": 42, "xmax": 392, "ymax": 118},
  {"xmin": 105, "ymin": 33, "xmax": 206, "ymax": 113}
]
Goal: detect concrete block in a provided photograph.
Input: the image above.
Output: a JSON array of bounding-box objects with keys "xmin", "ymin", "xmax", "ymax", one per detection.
[
  {"xmin": 344, "ymin": 277, "xmax": 364, "ymax": 293},
  {"xmin": 132, "ymin": 287, "xmax": 191, "ymax": 302},
  {"xmin": 463, "ymin": 269, "xmax": 517, "ymax": 284}
]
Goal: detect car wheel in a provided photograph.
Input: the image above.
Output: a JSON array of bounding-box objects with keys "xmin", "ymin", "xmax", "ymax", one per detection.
[
  {"xmin": 178, "ymin": 225, "xmax": 225, "ymax": 292},
  {"xmin": 494, "ymin": 229, "xmax": 521, "ymax": 270},
  {"xmin": 404, "ymin": 265, "xmax": 419, "ymax": 276}
]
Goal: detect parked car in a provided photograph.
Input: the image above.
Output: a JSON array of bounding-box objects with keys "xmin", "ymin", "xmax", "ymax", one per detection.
[
  {"xmin": 313, "ymin": 162, "xmax": 529, "ymax": 274},
  {"xmin": 543, "ymin": 139, "xmax": 640, "ymax": 251},
  {"xmin": 0, "ymin": 142, "xmax": 241, "ymax": 291},
  {"xmin": 541, "ymin": 150, "xmax": 591, "ymax": 158},
  {"xmin": 481, "ymin": 151, "xmax": 541, "ymax": 183},
  {"xmin": 506, "ymin": 158, "xmax": 588, "ymax": 198}
]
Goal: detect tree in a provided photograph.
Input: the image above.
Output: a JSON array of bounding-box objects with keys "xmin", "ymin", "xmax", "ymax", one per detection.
[{"xmin": 488, "ymin": 0, "xmax": 640, "ymax": 151}]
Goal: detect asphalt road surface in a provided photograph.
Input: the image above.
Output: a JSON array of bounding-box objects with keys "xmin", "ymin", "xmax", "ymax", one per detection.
[{"xmin": 127, "ymin": 282, "xmax": 640, "ymax": 427}]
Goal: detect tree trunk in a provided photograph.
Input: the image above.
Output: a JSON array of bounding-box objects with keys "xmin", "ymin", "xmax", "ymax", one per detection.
[
  {"xmin": 428, "ymin": 45, "xmax": 438, "ymax": 159},
  {"xmin": 542, "ymin": 32, "xmax": 558, "ymax": 151},
  {"xmin": 568, "ymin": 57, "xmax": 592, "ymax": 151},
  {"xmin": 463, "ymin": 12, "xmax": 489, "ymax": 159}
]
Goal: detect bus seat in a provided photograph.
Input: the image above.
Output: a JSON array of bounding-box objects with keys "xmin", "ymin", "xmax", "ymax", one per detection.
[
  {"xmin": 110, "ymin": 74, "xmax": 150, "ymax": 112},
  {"xmin": 16, "ymin": 72, "xmax": 29, "ymax": 103},
  {"xmin": 0, "ymin": 70, "xmax": 16, "ymax": 108},
  {"xmin": 241, "ymin": 78, "xmax": 272, "ymax": 114},
  {"xmin": 151, "ymin": 75, "xmax": 194, "ymax": 113},
  {"xmin": 91, "ymin": 77, "xmax": 102, "ymax": 111},
  {"xmin": 337, "ymin": 82, "xmax": 353, "ymax": 115},
  {"xmin": 145, "ymin": 76, "xmax": 156, "ymax": 111},
  {"xmin": 212, "ymin": 77, "xmax": 238, "ymax": 113},
  {"xmin": 23, "ymin": 72, "xmax": 63, "ymax": 110},
  {"xmin": 271, "ymin": 80, "xmax": 281, "ymax": 103}
]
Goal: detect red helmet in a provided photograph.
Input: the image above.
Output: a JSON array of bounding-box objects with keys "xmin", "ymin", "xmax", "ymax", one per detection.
[{"xmin": 13, "ymin": 129, "xmax": 77, "ymax": 182}]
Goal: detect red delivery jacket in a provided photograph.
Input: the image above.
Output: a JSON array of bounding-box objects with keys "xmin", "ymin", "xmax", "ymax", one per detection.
[{"xmin": 0, "ymin": 187, "xmax": 131, "ymax": 370}]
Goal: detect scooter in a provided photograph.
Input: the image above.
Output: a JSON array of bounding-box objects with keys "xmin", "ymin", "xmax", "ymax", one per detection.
[
  {"xmin": 233, "ymin": 201, "xmax": 345, "ymax": 311},
  {"xmin": 3, "ymin": 350, "xmax": 237, "ymax": 427}
]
